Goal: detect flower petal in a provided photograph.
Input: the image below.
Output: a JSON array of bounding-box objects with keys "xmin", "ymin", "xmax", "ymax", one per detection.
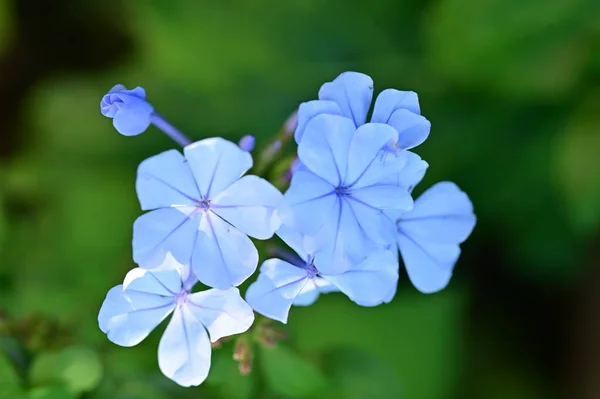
[
  {"xmin": 185, "ymin": 288, "xmax": 254, "ymax": 342},
  {"xmin": 211, "ymin": 175, "xmax": 282, "ymax": 239},
  {"xmin": 98, "ymin": 285, "xmax": 175, "ymax": 347},
  {"xmin": 298, "ymin": 114, "xmax": 354, "ymax": 186},
  {"xmin": 346, "ymin": 185, "xmax": 410, "ymax": 245},
  {"xmin": 310, "ymin": 199, "xmax": 374, "ymax": 275},
  {"xmin": 387, "ymin": 109, "xmax": 431, "ymax": 150},
  {"xmin": 245, "ymin": 259, "xmax": 309, "ymax": 323},
  {"xmin": 394, "ymin": 151, "xmax": 429, "ymax": 192},
  {"xmin": 278, "ymin": 170, "xmax": 336, "ymax": 235},
  {"xmin": 111, "ymin": 94, "xmax": 154, "ymax": 136},
  {"xmin": 293, "ymin": 277, "xmax": 337, "ymax": 306},
  {"xmin": 136, "ymin": 150, "xmax": 200, "ymax": 210},
  {"xmin": 322, "ymin": 250, "xmax": 398, "ymax": 306},
  {"xmin": 183, "ymin": 138, "xmax": 253, "ymax": 198},
  {"xmin": 192, "ymin": 213, "xmax": 258, "ymax": 289},
  {"xmin": 318, "ymin": 72, "xmax": 373, "ymax": 127},
  {"xmin": 400, "ymin": 182, "xmax": 476, "ymax": 244},
  {"xmin": 346, "ymin": 123, "xmax": 402, "ymax": 188},
  {"xmin": 294, "ymin": 100, "xmax": 342, "ymax": 143},
  {"xmin": 158, "ymin": 306, "xmax": 212, "ymax": 387},
  {"xmin": 133, "ymin": 207, "xmax": 199, "ymax": 269},
  {"xmin": 275, "ymin": 224, "xmax": 310, "ymax": 262},
  {"xmin": 397, "ymin": 234, "xmax": 459, "ymax": 294},
  {"xmin": 371, "ymin": 89, "xmax": 421, "ymax": 123},
  {"xmin": 123, "ymin": 258, "xmax": 184, "ymax": 297}
]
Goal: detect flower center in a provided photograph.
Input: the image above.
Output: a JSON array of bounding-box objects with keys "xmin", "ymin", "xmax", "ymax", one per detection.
[
  {"xmin": 176, "ymin": 291, "xmax": 188, "ymax": 306},
  {"xmin": 198, "ymin": 199, "xmax": 211, "ymax": 210},
  {"xmin": 335, "ymin": 186, "xmax": 350, "ymax": 197},
  {"xmin": 305, "ymin": 256, "xmax": 319, "ymax": 278}
]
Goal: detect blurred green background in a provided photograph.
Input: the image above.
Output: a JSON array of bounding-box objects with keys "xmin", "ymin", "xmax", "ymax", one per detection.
[{"xmin": 1, "ymin": 0, "xmax": 599, "ymax": 398}]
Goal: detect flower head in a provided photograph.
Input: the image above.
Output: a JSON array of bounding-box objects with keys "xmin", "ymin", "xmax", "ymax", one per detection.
[
  {"xmin": 396, "ymin": 182, "xmax": 476, "ymax": 293},
  {"xmin": 100, "ymin": 84, "xmax": 154, "ymax": 136},
  {"xmin": 294, "ymin": 72, "xmax": 431, "ymax": 150},
  {"xmin": 98, "ymin": 254, "xmax": 254, "ymax": 386},
  {"xmin": 133, "ymin": 137, "xmax": 282, "ymax": 289},
  {"xmin": 245, "ymin": 226, "xmax": 398, "ymax": 323},
  {"xmin": 279, "ymin": 114, "xmax": 412, "ymax": 274}
]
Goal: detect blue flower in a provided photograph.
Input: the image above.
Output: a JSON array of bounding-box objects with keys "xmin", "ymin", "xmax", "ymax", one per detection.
[
  {"xmin": 100, "ymin": 84, "xmax": 154, "ymax": 136},
  {"xmin": 238, "ymin": 135, "xmax": 255, "ymax": 151},
  {"xmin": 396, "ymin": 182, "xmax": 476, "ymax": 293},
  {"xmin": 133, "ymin": 137, "xmax": 282, "ymax": 289},
  {"xmin": 245, "ymin": 227, "xmax": 398, "ymax": 323},
  {"xmin": 279, "ymin": 114, "xmax": 413, "ymax": 274},
  {"xmin": 98, "ymin": 254, "xmax": 254, "ymax": 387},
  {"xmin": 295, "ymin": 72, "xmax": 431, "ymax": 150}
]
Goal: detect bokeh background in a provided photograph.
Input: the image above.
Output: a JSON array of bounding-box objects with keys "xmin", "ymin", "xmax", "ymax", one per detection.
[{"xmin": 1, "ymin": 0, "xmax": 599, "ymax": 398}]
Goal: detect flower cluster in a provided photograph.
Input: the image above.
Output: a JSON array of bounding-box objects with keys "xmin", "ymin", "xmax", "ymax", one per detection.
[{"xmin": 98, "ymin": 72, "xmax": 476, "ymax": 387}]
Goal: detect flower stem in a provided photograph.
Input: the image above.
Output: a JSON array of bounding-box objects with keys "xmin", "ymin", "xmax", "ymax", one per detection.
[{"xmin": 151, "ymin": 113, "xmax": 192, "ymax": 147}]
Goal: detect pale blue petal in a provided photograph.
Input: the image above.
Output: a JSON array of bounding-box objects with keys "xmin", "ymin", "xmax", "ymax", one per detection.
[
  {"xmin": 346, "ymin": 123, "xmax": 401, "ymax": 188},
  {"xmin": 278, "ymin": 170, "xmax": 336, "ymax": 235},
  {"xmin": 192, "ymin": 213, "xmax": 258, "ymax": 289},
  {"xmin": 275, "ymin": 224, "xmax": 310, "ymax": 262},
  {"xmin": 183, "ymin": 138, "xmax": 253, "ymax": 198},
  {"xmin": 297, "ymin": 114, "xmax": 354, "ymax": 186},
  {"xmin": 98, "ymin": 285, "xmax": 175, "ymax": 347},
  {"xmin": 295, "ymin": 100, "xmax": 342, "ymax": 143},
  {"xmin": 158, "ymin": 306, "xmax": 211, "ymax": 387},
  {"xmin": 346, "ymin": 186, "xmax": 409, "ymax": 245},
  {"xmin": 400, "ymin": 182, "xmax": 476, "ymax": 244},
  {"xmin": 185, "ymin": 288, "xmax": 254, "ymax": 342},
  {"xmin": 211, "ymin": 175, "xmax": 282, "ymax": 239},
  {"xmin": 371, "ymin": 89, "xmax": 421, "ymax": 123},
  {"xmin": 132, "ymin": 207, "xmax": 199, "ymax": 269},
  {"xmin": 322, "ymin": 250, "xmax": 398, "ymax": 306},
  {"xmin": 387, "ymin": 109, "xmax": 431, "ymax": 150},
  {"xmin": 111, "ymin": 94, "xmax": 154, "ymax": 136},
  {"xmin": 122, "ymin": 263, "xmax": 183, "ymax": 297},
  {"xmin": 293, "ymin": 277, "xmax": 337, "ymax": 306},
  {"xmin": 245, "ymin": 259, "xmax": 309, "ymax": 323},
  {"xmin": 382, "ymin": 249, "xmax": 400, "ymax": 303},
  {"xmin": 310, "ymin": 199, "xmax": 374, "ymax": 275},
  {"xmin": 318, "ymin": 72, "xmax": 373, "ymax": 126},
  {"xmin": 395, "ymin": 151, "xmax": 429, "ymax": 192},
  {"xmin": 397, "ymin": 234, "xmax": 459, "ymax": 293},
  {"xmin": 136, "ymin": 150, "xmax": 200, "ymax": 210}
]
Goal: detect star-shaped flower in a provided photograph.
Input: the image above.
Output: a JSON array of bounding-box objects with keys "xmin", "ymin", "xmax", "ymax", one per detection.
[
  {"xmin": 133, "ymin": 137, "xmax": 282, "ymax": 289},
  {"xmin": 245, "ymin": 227, "xmax": 398, "ymax": 323},
  {"xmin": 279, "ymin": 114, "xmax": 412, "ymax": 274},
  {"xmin": 98, "ymin": 254, "xmax": 254, "ymax": 386},
  {"xmin": 100, "ymin": 84, "xmax": 154, "ymax": 136},
  {"xmin": 294, "ymin": 71, "xmax": 431, "ymax": 150}
]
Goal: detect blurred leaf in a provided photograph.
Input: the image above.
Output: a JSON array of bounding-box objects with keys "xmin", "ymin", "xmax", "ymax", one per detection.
[
  {"xmin": 28, "ymin": 386, "xmax": 75, "ymax": 399},
  {"xmin": 260, "ymin": 344, "xmax": 328, "ymax": 398},
  {"xmin": 320, "ymin": 347, "xmax": 403, "ymax": 399},
  {"xmin": 426, "ymin": 0, "xmax": 596, "ymax": 98},
  {"xmin": 30, "ymin": 346, "xmax": 103, "ymax": 395},
  {"xmin": 206, "ymin": 349, "xmax": 254, "ymax": 399},
  {"xmin": 0, "ymin": 0, "xmax": 13, "ymax": 56},
  {"xmin": 556, "ymin": 94, "xmax": 600, "ymax": 235},
  {"xmin": 0, "ymin": 353, "xmax": 22, "ymax": 398}
]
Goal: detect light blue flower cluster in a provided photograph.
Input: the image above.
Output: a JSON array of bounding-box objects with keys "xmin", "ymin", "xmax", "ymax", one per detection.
[{"xmin": 97, "ymin": 71, "xmax": 476, "ymax": 387}]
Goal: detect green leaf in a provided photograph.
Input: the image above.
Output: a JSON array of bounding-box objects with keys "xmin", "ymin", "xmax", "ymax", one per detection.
[
  {"xmin": 205, "ymin": 349, "xmax": 254, "ymax": 399},
  {"xmin": 321, "ymin": 347, "xmax": 403, "ymax": 399},
  {"xmin": 0, "ymin": 353, "xmax": 22, "ymax": 398},
  {"xmin": 30, "ymin": 346, "xmax": 103, "ymax": 395},
  {"xmin": 28, "ymin": 386, "xmax": 76, "ymax": 399},
  {"xmin": 260, "ymin": 345, "xmax": 328, "ymax": 398}
]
